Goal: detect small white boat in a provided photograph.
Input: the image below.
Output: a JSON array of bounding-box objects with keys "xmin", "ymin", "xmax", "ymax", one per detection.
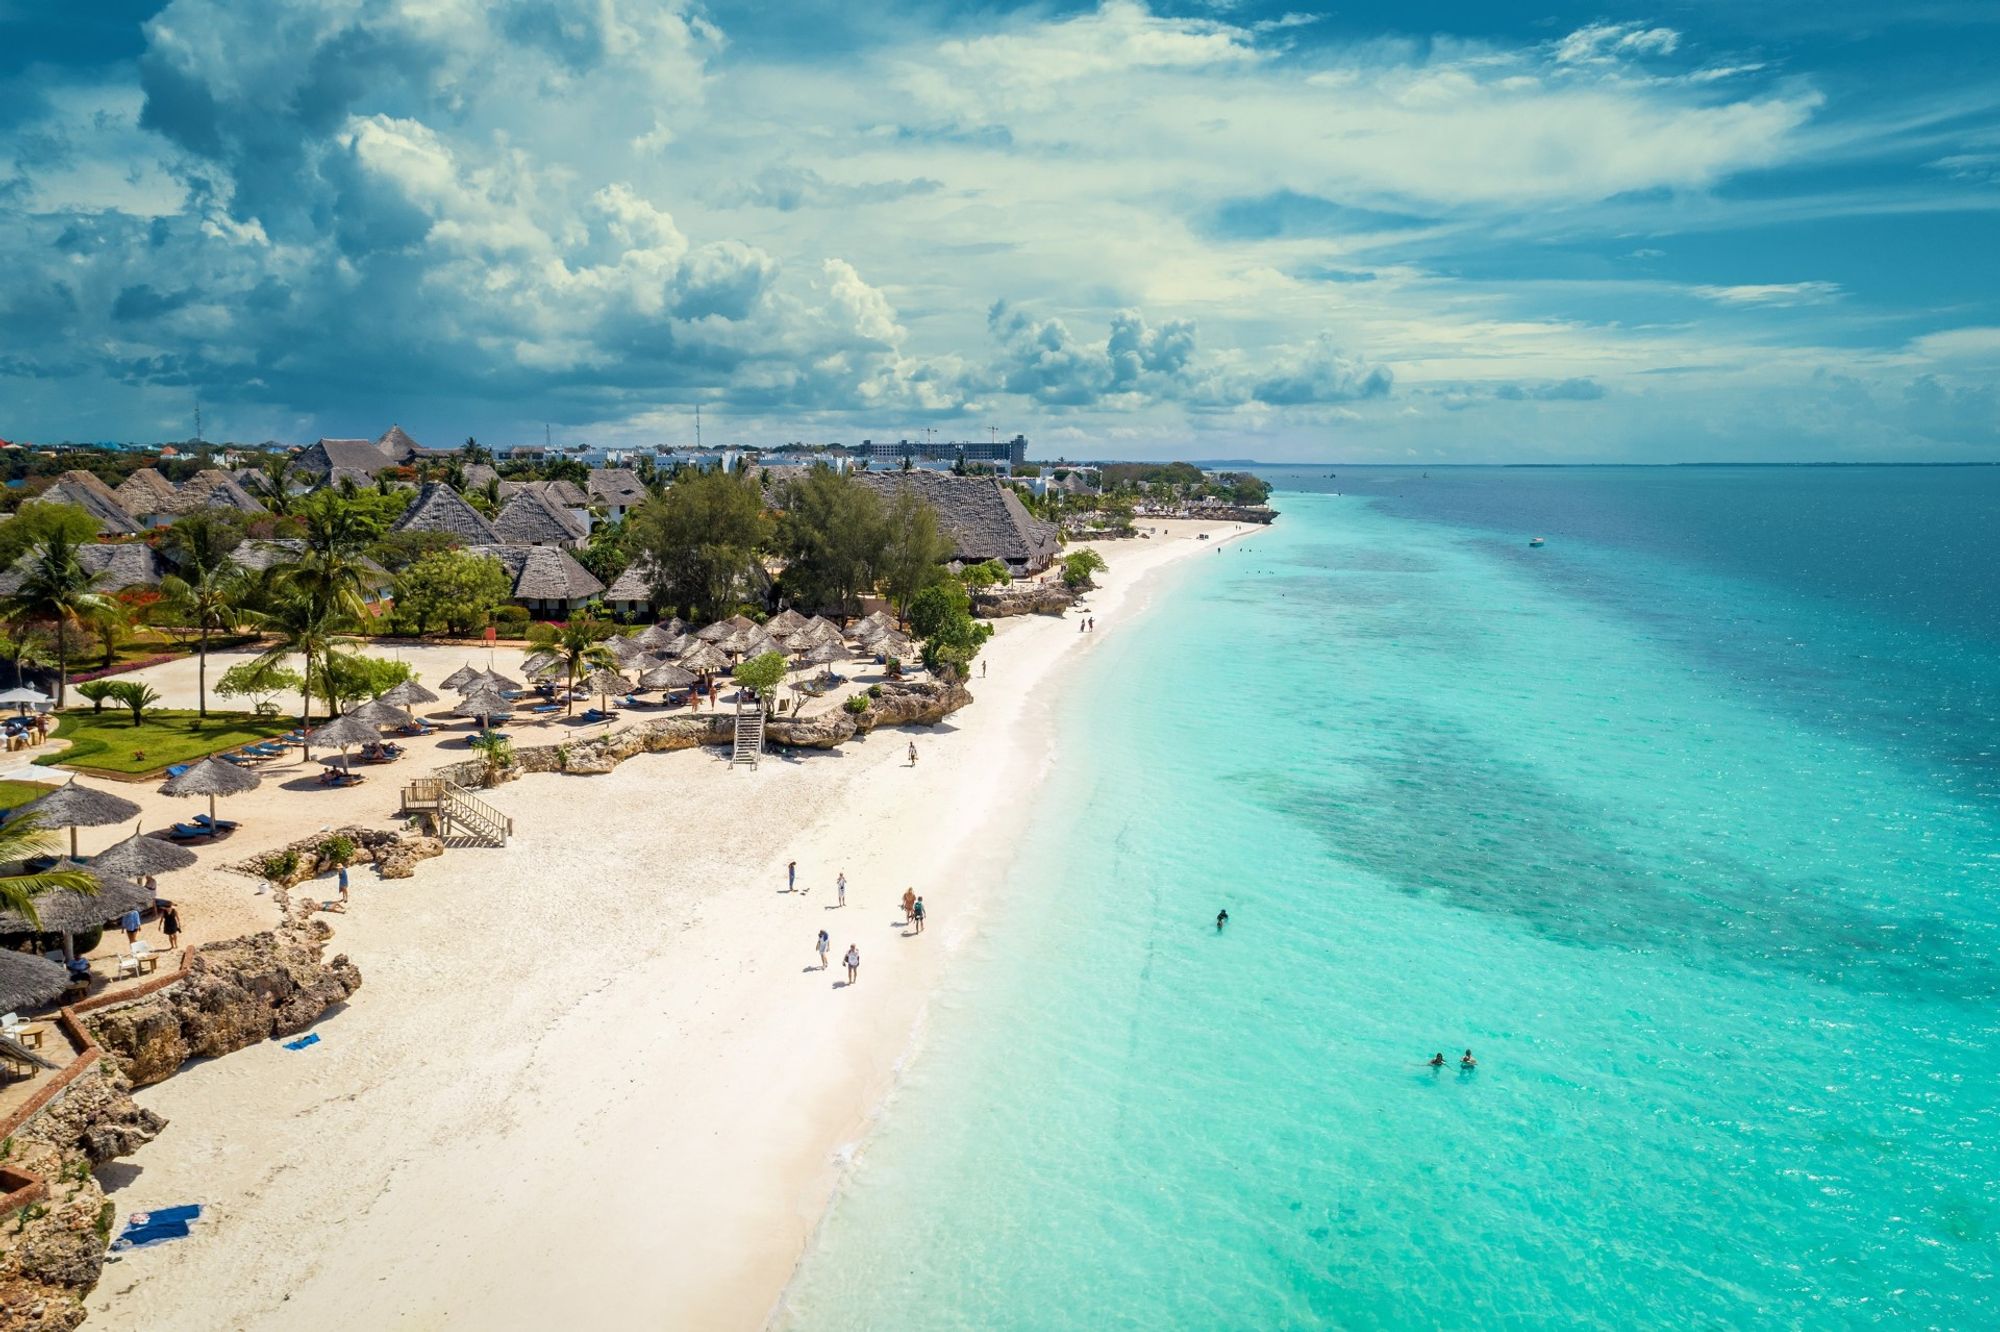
[{"xmin": 1528, "ymin": 536, "xmax": 1545, "ymax": 548}]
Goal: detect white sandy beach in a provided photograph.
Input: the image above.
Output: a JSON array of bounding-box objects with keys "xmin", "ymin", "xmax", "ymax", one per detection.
[{"xmin": 81, "ymin": 519, "xmax": 1253, "ymax": 1331}]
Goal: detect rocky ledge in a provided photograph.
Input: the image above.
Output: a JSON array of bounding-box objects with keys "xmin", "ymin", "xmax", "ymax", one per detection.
[
  {"xmin": 972, "ymin": 583, "xmax": 1076, "ymax": 618},
  {"xmin": 82, "ymin": 924, "xmax": 362, "ymax": 1089},
  {"xmin": 226, "ymin": 824, "xmax": 445, "ymax": 890},
  {"xmin": 0, "ymin": 1067, "xmax": 164, "ymax": 1332}
]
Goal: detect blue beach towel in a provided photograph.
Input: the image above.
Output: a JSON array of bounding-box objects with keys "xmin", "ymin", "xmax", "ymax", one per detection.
[
  {"xmin": 282, "ymin": 1032, "xmax": 320, "ymax": 1051},
  {"xmin": 113, "ymin": 1204, "xmax": 204, "ymax": 1250}
]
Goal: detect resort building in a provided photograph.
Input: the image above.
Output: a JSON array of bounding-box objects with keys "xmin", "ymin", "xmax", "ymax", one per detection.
[
  {"xmin": 852, "ymin": 471, "xmax": 1060, "ymax": 574},
  {"xmin": 468, "ymin": 543, "xmax": 605, "ymax": 615},
  {"xmin": 492, "ymin": 488, "xmax": 588, "ymax": 548},
  {"xmin": 586, "ymin": 468, "xmax": 648, "ymax": 522},
  {"xmin": 391, "ymin": 481, "xmax": 501, "ymax": 545},
  {"xmin": 25, "ymin": 471, "xmax": 140, "ymax": 535},
  {"xmin": 292, "ymin": 437, "xmax": 401, "ymax": 489},
  {"xmin": 602, "ymin": 558, "xmax": 660, "ymax": 617},
  {"xmin": 0, "ymin": 540, "xmax": 171, "ymax": 595},
  {"xmin": 858, "ymin": 435, "xmax": 1029, "ymax": 468}
]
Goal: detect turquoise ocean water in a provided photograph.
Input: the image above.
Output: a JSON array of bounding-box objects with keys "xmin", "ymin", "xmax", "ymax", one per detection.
[{"xmin": 780, "ymin": 466, "xmax": 2000, "ymax": 1330}]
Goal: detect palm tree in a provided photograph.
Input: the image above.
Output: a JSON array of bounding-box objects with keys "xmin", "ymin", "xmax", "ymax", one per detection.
[
  {"xmin": 159, "ymin": 517, "xmax": 256, "ymax": 717},
  {"xmin": 0, "ymin": 624, "xmax": 53, "ymax": 689},
  {"xmin": 254, "ymin": 588, "xmax": 352, "ymax": 751},
  {"xmin": 248, "ymin": 453, "xmax": 300, "ymax": 516},
  {"xmin": 0, "ymin": 811, "xmax": 98, "ymax": 925},
  {"xmin": 1, "ymin": 535, "xmax": 111, "ymax": 707},
  {"xmin": 526, "ymin": 614, "xmax": 615, "ymax": 715}
]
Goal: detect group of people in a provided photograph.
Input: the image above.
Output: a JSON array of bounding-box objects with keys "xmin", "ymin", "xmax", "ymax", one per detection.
[
  {"xmin": 797, "ymin": 862, "xmax": 928, "ymax": 985},
  {"xmin": 1427, "ymin": 1050, "xmax": 1478, "ymax": 1070},
  {"xmin": 1077, "ymin": 616, "xmax": 1098, "ymax": 633}
]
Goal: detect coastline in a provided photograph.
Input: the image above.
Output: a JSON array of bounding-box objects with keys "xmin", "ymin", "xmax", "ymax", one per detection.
[{"xmin": 89, "ymin": 518, "xmax": 1257, "ymax": 1331}]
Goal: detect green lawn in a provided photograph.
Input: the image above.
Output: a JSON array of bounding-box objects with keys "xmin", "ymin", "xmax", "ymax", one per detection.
[
  {"xmin": 35, "ymin": 709, "xmax": 293, "ymax": 776},
  {"xmin": 0, "ymin": 778, "xmax": 58, "ymax": 812}
]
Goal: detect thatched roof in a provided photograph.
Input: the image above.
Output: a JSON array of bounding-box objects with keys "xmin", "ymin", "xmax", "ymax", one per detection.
[
  {"xmin": 377, "ymin": 679, "xmax": 439, "ymax": 707},
  {"xmin": 30, "ymin": 471, "xmax": 138, "ymax": 535},
  {"xmin": 605, "ymin": 635, "xmax": 650, "ymax": 665},
  {"xmin": 791, "ymin": 616, "xmax": 847, "ymax": 648},
  {"xmin": 375, "ymin": 425, "xmax": 424, "ymax": 462},
  {"xmin": 588, "ymin": 469, "xmax": 648, "ymax": 509},
  {"xmin": 492, "ymin": 489, "xmax": 588, "ymax": 547},
  {"xmin": 165, "ymin": 469, "xmax": 266, "ymax": 516},
  {"xmin": 462, "ymin": 463, "xmax": 501, "ymax": 490},
  {"xmin": 13, "ymin": 779, "xmax": 141, "ymax": 830},
  {"xmin": 678, "ymin": 642, "xmax": 730, "ymax": 673},
  {"xmin": 851, "ymin": 472, "xmax": 1059, "ymax": 570},
  {"xmin": 734, "ymin": 629, "xmax": 783, "ymax": 660},
  {"xmin": 393, "ymin": 482, "xmax": 499, "ymax": 543},
  {"xmin": 440, "ymin": 663, "xmax": 482, "ymax": 691},
  {"xmin": 453, "ymin": 686, "xmax": 511, "ymax": 717},
  {"xmin": 697, "ymin": 615, "xmax": 755, "ymax": 643},
  {"xmin": 0, "ymin": 541, "xmax": 171, "ymax": 598},
  {"xmin": 0, "ymin": 950, "xmax": 72, "ymax": 1012},
  {"xmin": 796, "ymin": 640, "xmax": 844, "ymax": 666},
  {"xmin": 875, "ymin": 634, "xmax": 921, "ymax": 662},
  {"xmin": 0, "ymin": 870, "xmax": 153, "ymax": 935},
  {"xmin": 470, "ymin": 545, "xmax": 605, "ymax": 605},
  {"xmin": 159, "ymin": 756, "xmax": 262, "ymax": 798},
  {"xmin": 639, "ymin": 661, "xmax": 695, "ymax": 688},
  {"xmin": 113, "ymin": 467, "xmax": 178, "ymax": 515},
  {"xmin": 765, "ymin": 608, "xmax": 807, "ymax": 638},
  {"xmin": 88, "ymin": 831, "xmax": 199, "ymax": 879},
  {"xmin": 308, "ymin": 713, "xmax": 383, "ymax": 749},
  {"xmin": 499, "ymin": 478, "xmax": 590, "ymax": 509},
  {"xmin": 474, "ymin": 669, "xmax": 524, "ymax": 693},
  {"xmin": 228, "ymin": 537, "xmax": 307, "ymax": 573},
  {"xmin": 603, "ymin": 564, "xmax": 653, "ymax": 604},
  {"xmin": 582, "ymin": 668, "xmax": 631, "ymax": 696},
  {"xmin": 520, "ymin": 651, "xmax": 563, "ymax": 679},
  {"xmin": 293, "ymin": 437, "xmax": 397, "ymax": 485}
]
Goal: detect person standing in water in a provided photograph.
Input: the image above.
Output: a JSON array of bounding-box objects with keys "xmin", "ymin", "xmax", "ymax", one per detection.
[
  {"xmin": 1428, "ymin": 1052, "xmax": 1447, "ymax": 1069},
  {"xmin": 1460, "ymin": 1049, "xmax": 1477, "ymax": 1069},
  {"xmin": 1215, "ymin": 909, "xmax": 1229, "ymax": 931}
]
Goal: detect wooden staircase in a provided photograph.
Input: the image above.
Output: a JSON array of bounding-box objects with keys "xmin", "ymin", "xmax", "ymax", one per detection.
[
  {"xmin": 731, "ymin": 701, "xmax": 765, "ymax": 769},
  {"xmin": 400, "ymin": 777, "xmax": 514, "ymax": 847}
]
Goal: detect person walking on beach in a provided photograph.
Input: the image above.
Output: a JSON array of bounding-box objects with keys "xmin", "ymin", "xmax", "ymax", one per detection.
[
  {"xmin": 980, "ymin": 659, "xmax": 987, "ymax": 679},
  {"xmin": 337, "ymin": 863, "xmax": 349, "ymax": 904},
  {"xmin": 912, "ymin": 896, "xmax": 926, "ymax": 934},
  {"xmin": 844, "ymin": 944, "xmax": 860, "ymax": 984},
  {"xmin": 908, "ymin": 741, "xmax": 918, "ymax": 766},
  {"xmin": 120, "ymin": 907, "xmax": 142, "ymax": 947},
  {"xmin": 158, "ymin": 901, "xmax": 182, "ymax": 950},
  {"xmin": 902, "ymin": 887, "xmax": 917, "ymax": 922},
  {"xmin": 816, "ymin": 930, "xmax": 830, "ymax": 970},
  {"xmin": 787, "ymin": 860, "xmax": 797, "ymax": 892},
  {"xmin": 836, "ymin": 872, "xmax": 847, "ymax": 907}
]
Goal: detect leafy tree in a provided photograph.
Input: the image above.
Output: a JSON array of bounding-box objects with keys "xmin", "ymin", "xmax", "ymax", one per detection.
[
  {"xmin": 1, "ymin": 534, "xmax": 111, "ymax": 705},
  {"xmin": 526, "ymin": 613, "xmax": 616, "ymax": 714},
  {"xmin": 246, "ymin": 454, "xmax": 301, "ymax": 516},
  {"xmin": 0, "ymin": 502, "xmax": 101, "ymax": 572},
  {"xmin": 86, "ymin": 597, "xmax": 131, "ymax": 670},
  {"xmin": 102, "ymin": 680, "xmax": 161, "ymax": 726},
  {"xmin": 216, "ymin": 659, "xmax": 305, "ymax": 714},
  {"xmin": 462, "ymin": 437, "xmax": 494, "ymax": 466},
  {"xmin": 905, "ymin": 579, "xmax": 971, "ymax": 641},
  {"xmin": 907, "ymin": 578, "xmax": 989, "ymax": 678},
  {"xmin": 961, "ymin": 559, "xmax": 1011, "ymax": 589},
  {"xmin": 628, "ymin": 468, "xmax": 771, "ymax": 622},
  {"xmin": 253, "ymin": 587, "xmax": 356, "ymax": 741},
  {"xmin": 368, "ymin": 528, "xmax": 460, "ymax": 574},
  {"xmin": 320, "ymin": 653, "xmax": 416, "ymax": 710},
  {"xmin": 541, "ymin": 457, "xmax": 592, "ymax": 488},
  {"xmin": 579, "ymin": 517, "xmax": 631, "ymax": 587},
  {"xmin": 777, "ymin": 469, "xmax": 885, "ymax": 617},
  {"xmin": 158, "ymin": 514, "xmax": 256, "ymax": 716},
  {"xmin": 1061, "ymin": 549, "xmax": 1109, "ymax": 591},
  {"xmin": 392, "ymin": 549, "xmax": 511, "ymax": 637},
  {"xmin": 732, "ymin": 650, "xmax": 789, "ymax": 713},
  {"xmin": 876, "ymin": 490, "xmax": 952, "ymax": 622},
  {"xmin": 0, "ymin": 811, "xmax": 98, "ymax": 925},
  {"xmin": 0, "ymin": 623, "xmax": 52, "ymax": 689}
]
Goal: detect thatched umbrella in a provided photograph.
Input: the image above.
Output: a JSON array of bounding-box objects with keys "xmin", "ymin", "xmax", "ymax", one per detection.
[
  {"xmin": 377, "ymin": 679, "xmax": 439, "ymax": 708},
  {"xmin": 765, "ymin": 608, "xmax": 807, "ymax": 639},
  {"xmin": 697, "ymin": 614, "xmax": 755, "ymax": 643},
  {"xmin": 88, "ymin": 829, "xmax": 198, "ymax": 881},
  {"xmin": 14, "ymin": 779, "xmax": 143, "ymax": 859},
  {"xmin": 582, "ymin": 668, "xmax": 632, "ymax": 714},
  {"xmin": 792, "ymin": 616, "xmax": 846, "ymax": 649},
  {"xmin": 875, "ymin": 634, "xmax": 921, "ymax": 665},
  {"xmin": 679, "ymin": 641, "xmax": 730, "ymax": 674},
  {"xmin": 606, "ymin": 635, "xmax": 650, "ymax": 665},
  {"xmin": 346, "ymin": 698, "xmax": 413, "ymax": 729},
  {"xmin": 452, "ymin": 686, "xmax": 511, "ymax": 726},
  {"xmin": 472, "ymin": 669, "xmax": 525, "ymax": 694},
  {"xmin": 653, "ymin": 632, "xmax": 696, "ymax": 659},
  {"xmin": 851, "ymin": 611, "xmax": 898, "ymax": 640},
  {"xmin": 0, "ymin": 1034, "xmax": 55, "ymax": 1072},
  {"xmin": 639, "ymin": 660, "xmax": 695, "ymax": 690},
  {"xmin": 0, "ymin": 950, "xmax": 71, "ymax": 1012},
  {"xmin": 636, "ymin": 620, "xmax": 686, "ymax": 650},
  {"xmin": 734, "ymin": 629, "xmax": 783, "ymax": 662},
  {"xmin": 0, "ymin": 866, "xmax": 154, "ymax": 955},
  {"xmin": 797, "ymin": 640, "xmax": 844, "ymax": 668},
  {"xmin": 307, "ymin": 712, "xmax": 382, "ymax": 766},
  {"xmin": 160, "ymin": 756, "xmax": 261, "ymax": 827},
  {"xmin": 521, "ymin": 650, "xmax": 563, "ymax": 680},
  {"xmin": 440, "ymin": 662, "xmax": 483, "ymax": 691}
]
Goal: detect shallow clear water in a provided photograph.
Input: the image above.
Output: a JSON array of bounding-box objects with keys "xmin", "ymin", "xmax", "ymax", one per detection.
[{"xmin": 781, "ymin": 467, "xmax": 2000, "ymax": 1331}]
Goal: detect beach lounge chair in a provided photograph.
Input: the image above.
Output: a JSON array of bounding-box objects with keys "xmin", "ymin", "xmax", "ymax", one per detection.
[
  {"xmin": 168, "ymin": 822, "xmax": 208, "ymax": 841},
  {"xmin": 192, "ymin": 812, "xmax": 239, "ymax": 833},
  {"xmin": 530, "ymin": 702, "xmax": 561, "ymax": 715},
  {"xmin": 164, "ymin": 763, "xmax": 191, "ymax": 779}
]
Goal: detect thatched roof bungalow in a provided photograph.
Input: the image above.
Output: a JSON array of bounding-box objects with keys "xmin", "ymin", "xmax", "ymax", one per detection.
[{"xmin": 852, "ymin": 472, "xmax": 1058, "ymax": 574}]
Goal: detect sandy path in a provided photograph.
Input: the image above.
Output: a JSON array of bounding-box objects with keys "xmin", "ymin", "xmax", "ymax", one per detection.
[{"xmin": 86, "ymin": 521, "xmax": 1253, "ymax": 1331}]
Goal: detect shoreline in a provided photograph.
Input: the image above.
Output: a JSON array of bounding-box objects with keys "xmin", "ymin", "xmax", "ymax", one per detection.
[{"xmin": 88, "ymin": 519, "xmax": 1257, "ymax": 1331}]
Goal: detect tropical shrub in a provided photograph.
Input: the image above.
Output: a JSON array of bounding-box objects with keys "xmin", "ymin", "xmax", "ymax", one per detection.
[
  {"xmin": 74, "ymin": 680, "xmax": 115, "ymax": 714},
  {"xmin": 100, "ymin": 680, "xmax": 161, "ymax": 726}
]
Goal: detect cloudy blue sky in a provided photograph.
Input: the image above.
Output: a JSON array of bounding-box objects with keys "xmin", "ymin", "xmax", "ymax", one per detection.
[{"xmin": 2, "ymin": 1, "xmax": 1996, "ymax": 460}]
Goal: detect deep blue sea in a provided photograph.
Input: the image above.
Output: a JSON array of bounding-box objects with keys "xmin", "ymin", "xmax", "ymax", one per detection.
[{"xmin": 781, "ymin": 466, "xmax": 2000, "ymax": 1330}]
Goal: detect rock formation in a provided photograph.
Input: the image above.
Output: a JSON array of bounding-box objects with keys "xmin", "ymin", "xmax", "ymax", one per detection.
[
  {"xmin": 972, "ymin": 582, "xmax": 1076, "ymax": 618},
  {"xmin": 224, "ymin": 824, "xmax": 442, "ymax": 888}
]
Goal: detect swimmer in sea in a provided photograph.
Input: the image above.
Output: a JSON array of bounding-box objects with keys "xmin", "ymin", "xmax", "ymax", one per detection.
[
  {"xmin": 1428, "ymin": 1052, "xmax": 1446, "ymax": 1068},
  {"xmin": 1215, "ymin": 909, "xmax": 1229, "ymax": 931},
  {"xmin": 1460, "ymin": 1049, "xmax": 1477, "ymax": 1069}
]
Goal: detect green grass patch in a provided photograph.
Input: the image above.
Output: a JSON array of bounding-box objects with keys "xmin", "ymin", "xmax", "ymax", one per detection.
[
  {"xmin": 0, "ymin": 778, "xmax": 57, "ymax": 812},
  {"xmin": 36, "ymin": 709, "xmax": 293, "ymax": 775}
]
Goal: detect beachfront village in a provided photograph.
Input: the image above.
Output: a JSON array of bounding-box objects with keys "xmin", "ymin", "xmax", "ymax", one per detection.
[{"xmin": 0, "ymin": 426, "xmax": 1272, "ymax": 1327}]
